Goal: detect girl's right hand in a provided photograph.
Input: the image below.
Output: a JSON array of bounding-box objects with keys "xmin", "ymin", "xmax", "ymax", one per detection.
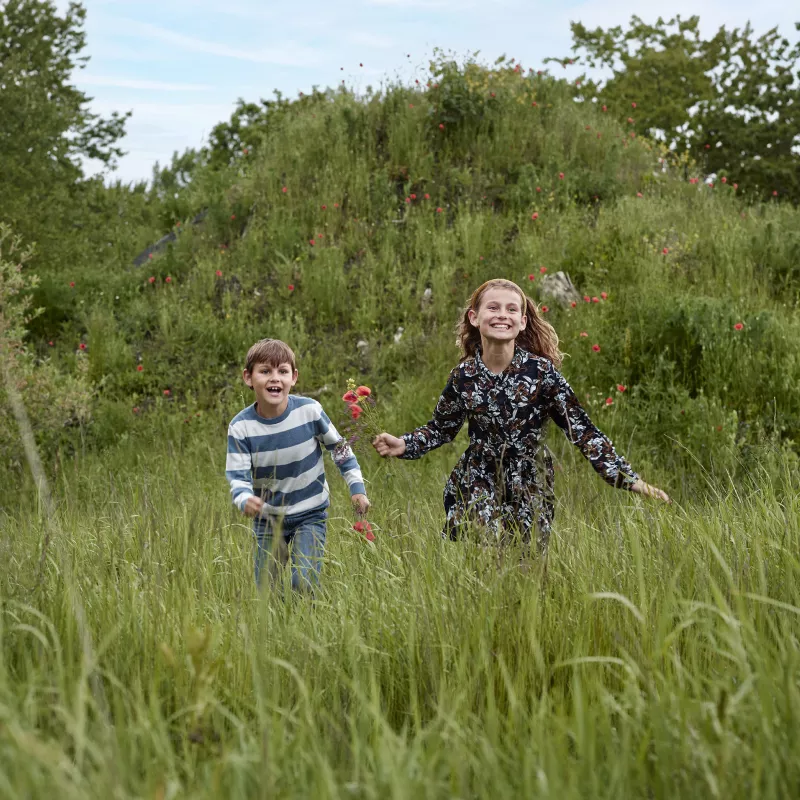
[
  {"xmin": 372, "ymin": 433, "xmax": 406, "ymax": 457},
  {"xmin": 243, "ymin": 495, "xmax": 265, "ymax": 517}
]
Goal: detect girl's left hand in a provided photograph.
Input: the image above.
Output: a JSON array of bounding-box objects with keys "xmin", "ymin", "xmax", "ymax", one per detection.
[{"xmin": 631, "ymin": 479, "xmax": 671, "ymax": 504}]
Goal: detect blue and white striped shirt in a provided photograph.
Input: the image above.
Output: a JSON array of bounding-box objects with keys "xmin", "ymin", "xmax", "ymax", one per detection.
[{"xmin": 226, "ymin": 396, "xmax": 365, "ymax": 522}]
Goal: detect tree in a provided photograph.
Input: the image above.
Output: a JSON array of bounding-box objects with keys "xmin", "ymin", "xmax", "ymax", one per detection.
[
  {"xmin": 0, "ymin": 0, "xmax": 130, "ymax": 269},
  {"xmin": 566, "ymin": 16, "xmax": 800, "ymax": 202}
]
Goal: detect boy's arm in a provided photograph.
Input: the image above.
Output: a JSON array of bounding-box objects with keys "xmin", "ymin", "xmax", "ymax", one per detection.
[
  {"xmin": 315, "ymin": 406, "xmax": 366, "ymax": 497},
  {"xmin": 226, "ymin": 424, "xmax": 257, "ymax": 512}
]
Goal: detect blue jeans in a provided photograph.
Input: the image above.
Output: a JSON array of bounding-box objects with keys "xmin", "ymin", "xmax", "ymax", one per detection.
[{"xmin": 253, "ymin": 509, "xmax": 327, "ymax": 592}]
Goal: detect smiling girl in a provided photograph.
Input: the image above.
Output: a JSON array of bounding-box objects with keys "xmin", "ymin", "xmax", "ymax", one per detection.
[{"xmin": 372, "ymin": 279, "xmax": 669, "ymax": 553}]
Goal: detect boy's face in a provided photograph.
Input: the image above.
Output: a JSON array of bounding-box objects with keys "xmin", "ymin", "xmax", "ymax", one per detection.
[{"xmin": 243, "ymin": 361, "xmax": 298, "ymax": 417}]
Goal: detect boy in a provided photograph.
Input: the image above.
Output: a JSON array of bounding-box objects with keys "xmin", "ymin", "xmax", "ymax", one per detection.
[{"xmin": 226, "ymin": 338, "xmax": 370, "ymax": 591}]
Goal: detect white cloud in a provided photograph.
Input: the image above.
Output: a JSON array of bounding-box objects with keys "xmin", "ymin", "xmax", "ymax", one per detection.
[
  {"xmin": 346, "ymin": 31, "xmax": 395, "ymax": 49},
  {"xmin": 124, "ymin": 20, "xmax": 325, "ymax": 66},
  {"xmin": 78, "ymin": 75, "xmax": 214, "ymax": 91}
]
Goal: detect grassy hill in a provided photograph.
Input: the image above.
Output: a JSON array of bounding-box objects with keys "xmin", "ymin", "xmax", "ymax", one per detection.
[{"xmin": 2, "ymin": 55, "xmax": 800, "ymax": 796}]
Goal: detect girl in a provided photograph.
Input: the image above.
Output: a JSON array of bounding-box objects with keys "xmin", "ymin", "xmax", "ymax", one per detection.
[{"xmin": 372, "ymin": 279, "xmax": 669, "ymax": 552}]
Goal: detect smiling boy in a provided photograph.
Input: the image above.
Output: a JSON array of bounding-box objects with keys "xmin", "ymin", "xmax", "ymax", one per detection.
[{"xmin": 226, "ymin": 338, "xmax": 370, "ymax": 591}]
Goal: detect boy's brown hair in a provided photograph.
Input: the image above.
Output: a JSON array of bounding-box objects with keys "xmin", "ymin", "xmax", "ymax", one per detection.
[{"xmin": 244, "ymin": 339, "xmax": 297, "ymax": 373}]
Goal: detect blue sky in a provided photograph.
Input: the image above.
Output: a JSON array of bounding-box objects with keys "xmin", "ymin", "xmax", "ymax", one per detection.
[{"xmin": 63, "ymin": 0, "xmax": 798, "ymax": 184}]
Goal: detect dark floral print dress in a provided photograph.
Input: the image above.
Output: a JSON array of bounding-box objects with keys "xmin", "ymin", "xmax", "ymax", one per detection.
[{"xmin": 400, "ymin": 346, "xmax": 639, "ymax": 551}]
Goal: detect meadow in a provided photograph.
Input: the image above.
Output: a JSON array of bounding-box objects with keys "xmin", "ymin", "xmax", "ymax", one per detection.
[{"xmin": 2, "ymin": 54, "xmax": 800, "ymax": 797}]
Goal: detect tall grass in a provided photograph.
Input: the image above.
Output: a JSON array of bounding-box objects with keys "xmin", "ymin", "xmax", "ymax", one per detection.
[{"xmin": 1, "ymin": 430, "xmax": 799, "ymax": 797}]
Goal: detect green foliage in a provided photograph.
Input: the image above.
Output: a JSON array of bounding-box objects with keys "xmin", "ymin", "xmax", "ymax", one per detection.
[{"xmin": 567, "ymin": 15, "xmax": 800, "ymax": 202}]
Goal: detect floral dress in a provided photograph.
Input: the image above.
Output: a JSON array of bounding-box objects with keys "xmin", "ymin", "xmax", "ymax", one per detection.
[{"xmin": 400, "ymin": 346, "xmax": 639, "ymax": 551}]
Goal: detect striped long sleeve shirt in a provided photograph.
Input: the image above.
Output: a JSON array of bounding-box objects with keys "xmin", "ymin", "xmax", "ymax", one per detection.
[{"xmin": 226, "ymin": 396, "xmax": 365, "ymax": 522}]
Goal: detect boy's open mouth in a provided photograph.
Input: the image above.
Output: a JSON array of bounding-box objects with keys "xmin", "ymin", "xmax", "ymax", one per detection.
[{"xmin": 266, "ymin": 387, "xmax": 282, "ymax": 395}]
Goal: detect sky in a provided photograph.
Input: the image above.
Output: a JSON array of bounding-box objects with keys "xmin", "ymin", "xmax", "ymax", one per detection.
[{"xmin": 61, "ymin": 0, "xmax": 798, "ymax": 185}]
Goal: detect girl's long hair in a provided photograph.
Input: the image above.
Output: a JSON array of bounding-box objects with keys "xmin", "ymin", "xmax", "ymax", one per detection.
[{"xmin": 456, "ymin": 278, "xmax": 563, "ymax": 369}]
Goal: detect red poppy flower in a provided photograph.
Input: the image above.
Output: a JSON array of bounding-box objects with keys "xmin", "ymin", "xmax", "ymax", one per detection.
[
  {"xmin": 662, "ymin": 248, "xmax": 669, "ymax": 255},
  {"xmin": 528, "ymin": 274, "xmax": 535, "ymax": 281},
  {"xmin": 48, "ymin": 341, "xmax": 54, "ymax": 346},
  {"xmin": 163, "ymin": 389, "xmax": 171, "ymax": 397},
  {"xmin": 216, "ymin": 270, "xmax": 222, "ymax": 277},
  {"xmin": 597, "ymin": 133, "xmax": 602, "ymax": 139},
  {"xmin": 541, "ymin": 305, "xmax": 549, "ymax": 313},
  {"xmin": 78, "ymin": 343, "xmax": 86, "ymax": 351},
  {"xmin": 705, "ymin": 143, "xmax": 711, "ymax": 150},
  {"xmin": 627, "ymin": 117, "xmax": 634, "ymax": 124},
  {"xmin": 559, "ymin": 172, "xmax": 564, "ymax": 180},
  {"xmin": 149, "ymin": 254, "xmax": 154, "ymax": 260},
  {"xmin": 424, "ymin": 193, "xmax": 430, "ymax": 200},
  {"xmin": 583, "ymin": 295, "xmax": 590, "ymax": 303},
  {"xmin": 137, "ymin": 365, "xmax": 144, "ymax": 372},
  {"xmin": 631, "ymin": 101, "xmax": 636, "ymax": 108},
  {"xmin": 436, "ymin": 207, "xmax": 443, "ymax": 213},
  {"xmin": 579, "ymin": 331, "xmax": 588, "ymax": 337},
  {"xmin": 288, "ymin": 284, "xmax": 295, "ymax": 291},
  {"xmin": 605, "ymin": 397, "xmax": 613, "ymax": 406},
  {"xmin": 349, "ymin": 403, "xmax": 363, "ymax": 420},
  {"xmin": 617, "ymin": 384, "xmax": 626, "ymax": 392},
  {"xmin": 592, "ymin": 296, "xmax": 599, "ymax": 303},
  {"xmin": 721, "ymin": 177, "xmax": 727, "ymax": 184},
  {"xmin": 438, "ymin": 123, "xmax": 444, "ymax": 130},
  {"xmin": 343, "ymin": 390, "xmax": 358, "ymax": 402},
  {"xmin": 355, "ymin": 385, "xmax": 371, "ymax": 397},
  {"xmin": 405, "ymin": 197, "xmax": 411, "ymax": 204},
  {"xmin": 334, "ymin": 202, "xmax": 339, "ymax": 207},
  {"xmin": 571, "ymin": 302, "xmax": 577, "ymax": 308},
  {"xmin": 410, "ymin": 193, "xmax": 417, "ymax": 200},
  {"xmin": 231, "ymin": 214, "xmax": 236, "ymax": 220},
  {"xmin": 733, "ymin": 183, "xmax": 738, "ymax": 190},
  {"xmin": 531, "ymin": 212, "xmax": 539, "ymax": 220},
  {"xmin": 536, "ymin": 186, "xmax": 541, "ymax": 193},
  {"xmin": 282, "ymin": 186, "xmax": 287, "ymax": 193},
  {"xmin": 321, "ymin": 204, "xmax": 327, "ymax": 210},
  {"xmin": 133, "ymin": 407, "xmax": 139, "ymax": 414},
  {"xmin": 409, "ymin": 103, "xmax": 414, "ymax": 108},
  {"xmin": 69, "ymin": 281, "xmax": 75, "ymax": 288},
  {"xmin": 165, "ymin": 276, "xmax": 172, "ymax": 283},
  {"xmin": 309, "ymin": 239, "xmax": 315, "ymax": 246},
  {"xmin": 353, "ymin": 520, "xmax": 375, "ymax": 541},
  {"xmin": 592, "ymin": 344, "xmax": 601, "ymax": 352},
  {"xmin": 773, "ymin": 190, "xmax": 778, "ymax": 197},
  {"xmin": 602, "ymin": 105, "xmax": 607, "ymax": 112},
  {"xmin": 636, "ymin": 192, "xmax": 643, "ymax": 198},
  {"xmin": 148, "ymin": 276, "xmax": 156, "ymax": 284},
  {"xmin": 733, "ymin": 322, "xmax": 744, "ymax": 331}
]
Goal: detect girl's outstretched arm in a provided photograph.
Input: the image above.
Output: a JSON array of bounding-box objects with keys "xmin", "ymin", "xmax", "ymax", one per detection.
[
  {"xmin": 544, "ymin": 363, "xmax": 670, "ymax": 503},
  {"xmin": 373, "ymin": 369, "xmax": 466, "ymax": 460}
]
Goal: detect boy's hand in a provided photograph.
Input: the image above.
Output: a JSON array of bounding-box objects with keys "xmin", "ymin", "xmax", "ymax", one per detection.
[
  {"xmin": 243, "ymin": 495, "xmax": 265, "ymax": 517},
  {"xmin": 372, "ymin": 433, "xmax": 406, "ymax": 457},
  {"xmin": 631, "ymin": 479, "xmax": 671, "ymax": 504},
  {"xmin": 351, "ymin": 493, "xmax": 371, "ymax": 517}
]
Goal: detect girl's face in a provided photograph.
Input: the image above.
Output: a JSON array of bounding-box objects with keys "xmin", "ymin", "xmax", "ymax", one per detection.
[{"xmin": 468, "ymin": 287, "xmax": 527, "ymax": 345}]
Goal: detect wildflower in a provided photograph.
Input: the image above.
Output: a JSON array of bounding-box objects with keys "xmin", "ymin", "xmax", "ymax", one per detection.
[
  {"xmin": 571, "ymin": 302, "xmax": 577, "ymax": 308},
  {"xmin": 705, "ymin": 144, "xmax": 711, "ymax": 150},
  {"xmin": 602, "ymin": 104, "xmax": 607, "ymax": 112},
  {"xmin": 410, "ymin": 193, "xmax": 417, "ymax": 200},
  {"xmin": 436, "ymin": 207, "xmax": 443, "ymax": 213},
  {"xmin": 355, "ymin": 385, "xmax": 371, "ymax": 397},
  {"xmin": 349, "ymin": 403, "xmax": 363, "ymax": 420},
  {"xmin": 592, "ymin": 296, "xmax": 599, "ymax": 303},
  {"xmin": 709, "ymin": 183, "xmax": 714, "ymax": 188},
  {"xmin": 733, "ymin": 183, "xmax": 738, "ymax": 190},
  {"xmin": 541, "ymin": 305, "xmax": 549, "ymax": 313},
  {"xmin": 531, "ymin": 101, "xmax": 538, "ymax": 107},
  {"xmin": 69, "ymin": 281, "xmax": 75, "ymax": 288},
  {"xmin": 490, "ymin": 92, "xmax": 496, "ymax": 98},
  {"xmin": 617, "ymin": 384, "xmax": 626, "ymax": 392},
  {"xmin": 405, "ymin": 197, "xmax": 411, "ymax": 204},
  {"xmin": 592, "ymin": 344, "xmax": 601, "ymax": 352},
  {"xmin": 631, "ymin": 101, "xmax": 636, "ymax": 108},
  {"xmin": 662, "ymin": 248, "xmax": 669, "ymax": 255},
  {"xmin": 773, "ymin": 190, "xmax": 778, "ymax": 197},
  {"xmin": 540, "ymin": 266, "xmax": 547, "ymax": 274},
  {"xmin": 528, "ymin": 274, "xmax": 535, "ymax": 281},
  {"xmin": 79, "ymin": 343, "xmax": 86, "ymax": 351},
  {"xmin": 148, "ymin": 276, "xmax": 156, "ymax": 284},
  {"xmin": 721, "ymin": 177, "xmax": 727, "ymax": 184},
  {"xmin": 288, "ymin": 284, "xmax": 295, "ymax": 291},
  {"xmin": 309, "ymin": 239, "xmax": 315, "ymax": 246},
  {"xmin": 439, "ymin": 123, "xmax": 445, "ymax": 130},
  {"xmin": 282, "ymin": 186, "xmax": 287, "ymax": 193},
  {"xmin": 353, "ymin": 520, "xmax": 375, "ymax": 541},
  {"xmin": 132, "ymin": 407, "xmax": 139, "ymax": 414},
  {"xmin": 601, "ymin": 292, "xmax": 607, "ymax": 300},
  {"xmin": 343, "ymin": 390, "xmax": 359, "ymax": 403},
  {"xmin": 334, "ymin": 202, "xmax": 339, "ymax": 207},
  {"xmin": 409, "ymin": 103, "xmax": 414, "ymax": 108},
  {"xmin": 734, "ymin": 322, "xmax": 744, "ymax": 331},
  {"xmin": 536, "ymin": 186, "xmax": 541, "ymax": 193},
  {"xmin": 689, "ymin": 177, "xmax": 698, "ymax": 185},
  {"xmin": 48, "ymin": 341, "xmax": 54, "ymax": 346},
  {"xmin": 559, "ymin": 172, "xmax": 564, "ymax": 180},
  {"xmin": 216, "ymin": 270, "xmax": 222, "ymax": 277},
  {"xmin": 424, "ymin": 193, "xmax": 430, "ymax": 200},
  {"xmin": 149, "ymin": 254, "xmax": 154, "ymax": 260},
  {"xmin": 636, "ymin": 192, "xmax": 643, "ymax": 198},
  {"xmin": 716, "ymin": 425, "xmax": 723, "ymax": 432},
  {"xmin": 321, "ymin": 204, "xmax": 327, "ymax": 210},
  {"xmin": 165, "ymin": 276, "xmax": 172, "ymax": 283},
  {"xmin": 605, "ymin": 397, "xmax": 613, "ymax": 406},
  {"xmin": 579, "ymin": 331, "xmax": 588, "ymax": 337},
  {"xmin": 627, "ymin": 117, "xmax": 634, "ymax": 124},
  {"xmin": 231, "ymin": 214, "xmax": 236, "ymax": 220},
  {"xmin": 163, "ymin": 389, "xmax": 171, "ymax": 397},
  {"xmin": 531, "ymin": 212, "xmax": 539, "ymax": 220},
  {"xmin": 583, "ymin": 295, "xmax": 590, "ymax": 303},
  {"xmin": 597, "ymin": 133, "xmax": 602, "ymax": 139},
  {"xmin": 137, "ymin": 365, "xmax": 144, "ymax": 372}
]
